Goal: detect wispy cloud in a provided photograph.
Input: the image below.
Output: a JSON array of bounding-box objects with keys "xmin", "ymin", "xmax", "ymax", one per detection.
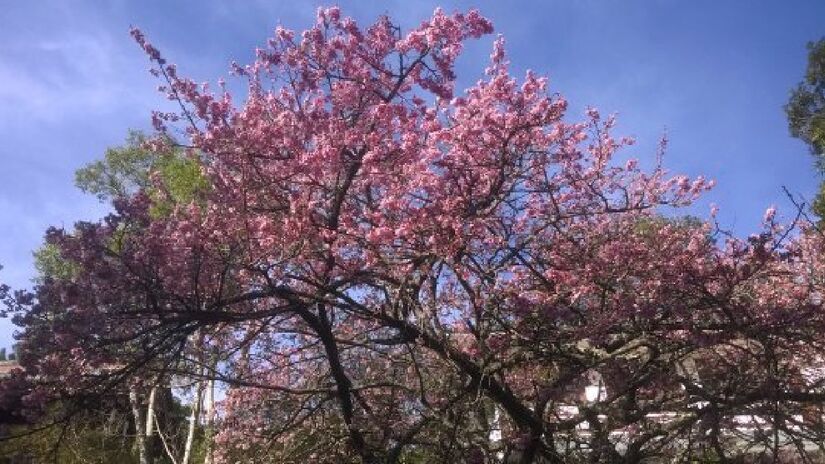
[{"xmin": 0, "ymin": 33, "xmax": 158, "ymax": 124}]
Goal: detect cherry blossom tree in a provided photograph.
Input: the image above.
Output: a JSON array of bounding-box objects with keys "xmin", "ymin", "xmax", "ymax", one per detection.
[{"xmin": 5, "ymin": 7, "xmax": 825, "ymax": 463}]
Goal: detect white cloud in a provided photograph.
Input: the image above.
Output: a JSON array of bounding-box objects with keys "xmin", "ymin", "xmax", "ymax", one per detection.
[{"xmin": 0, "ymin": 32, "xmax": 158, "ymax": 125}]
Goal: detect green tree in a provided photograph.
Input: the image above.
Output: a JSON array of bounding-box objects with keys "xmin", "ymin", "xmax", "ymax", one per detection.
[
  {"xmin": 75, "ymin": 131, "xmax": 159, "ymax": 201},
  {"xmin": 74, "ymin": 130, "xmax": 208, "ymax": 217},
  {"xmin": 33, "ymin": 132, "xmax": 208, "ymax": 283},
  {"xmin": 786, "ymin": 38, "xmax": 825, "ymax": 217},
  {"xmin": 13, "ymin": 132, "xmax": 211, "ymax": 464}
]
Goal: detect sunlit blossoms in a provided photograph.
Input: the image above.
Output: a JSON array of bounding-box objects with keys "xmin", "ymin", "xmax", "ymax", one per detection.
[{"xmin": 5, "ymin": 7, "xmax": 825, "ymax": 463}]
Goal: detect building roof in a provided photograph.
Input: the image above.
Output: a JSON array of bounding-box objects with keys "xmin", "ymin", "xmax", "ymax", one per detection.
[{"xmin": 0, "ymin": 361, "xmax": 20, "ymax": 378}]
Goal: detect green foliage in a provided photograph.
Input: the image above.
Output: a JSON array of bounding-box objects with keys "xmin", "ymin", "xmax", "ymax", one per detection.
[
  {"xmin": 75, "ymin": 131, "xmax": 158, "ymax": 201},
  {"xmin": 786, "ymin": 38, "xmax": 825, "ymax": 222},
  {"xmin": 786, "ymin": 38, "xmax": 825, "ymax": 159},
  {"xmin": 813, "ymin": 182, "xmax": 825, "ymax": 220},
  {"xmin": 33, "ymin": 242, "xmax": 79, "ymax": 282},
  {"xmin": 633, "ymin": 215, "xmax": 704, "ymax": 234},
  {"xmin": 0, "ymin": 416, "xmax": 139, "ymax": 464},
  {"xmin": 74, "ymin": 131, "xmax": 209, "ymax": 218},
  {"xmin": 0, "ymin": 391, "xmax": 211, "ymax": 464},
  {"xmin": 147, "ymin": 154, "xmax": 211, "ymax": 219},
  {"xmin": 29, "ymin": 129, "xmax": 211, "ymax": 292}
]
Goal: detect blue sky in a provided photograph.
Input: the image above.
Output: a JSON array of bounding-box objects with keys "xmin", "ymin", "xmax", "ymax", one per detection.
[{"xmin": 0, "ymin": 1, "xmax": 823, "ymax": 348}]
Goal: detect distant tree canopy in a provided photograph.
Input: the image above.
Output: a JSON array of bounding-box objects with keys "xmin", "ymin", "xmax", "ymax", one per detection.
[
  {"xmin": 786, "ymin": 38, "xmax": 825, "ymax": 217},
  {"xmin": 74, "ymin": 131, "xmax": 208, "ymax": 216}
]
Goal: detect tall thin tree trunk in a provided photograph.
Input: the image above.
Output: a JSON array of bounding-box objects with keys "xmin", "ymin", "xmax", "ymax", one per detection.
[
  {"xmin": 182, "ymin": 374, "xmax": 205, "ymax": 464},
  {"xmin": 129, "ymin": 386, "xmax": 149, "ymax": 464},
  {"xmin": 203, "ymin": 377, "xmax": 215, "ymax": 464},
  {"xmin": 145, "ymin": 386, "xmax": 157, "ymax": 437},
  {"xmin": 145, "ymin": 384, "xmax": 162, "ymax": 462}
]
